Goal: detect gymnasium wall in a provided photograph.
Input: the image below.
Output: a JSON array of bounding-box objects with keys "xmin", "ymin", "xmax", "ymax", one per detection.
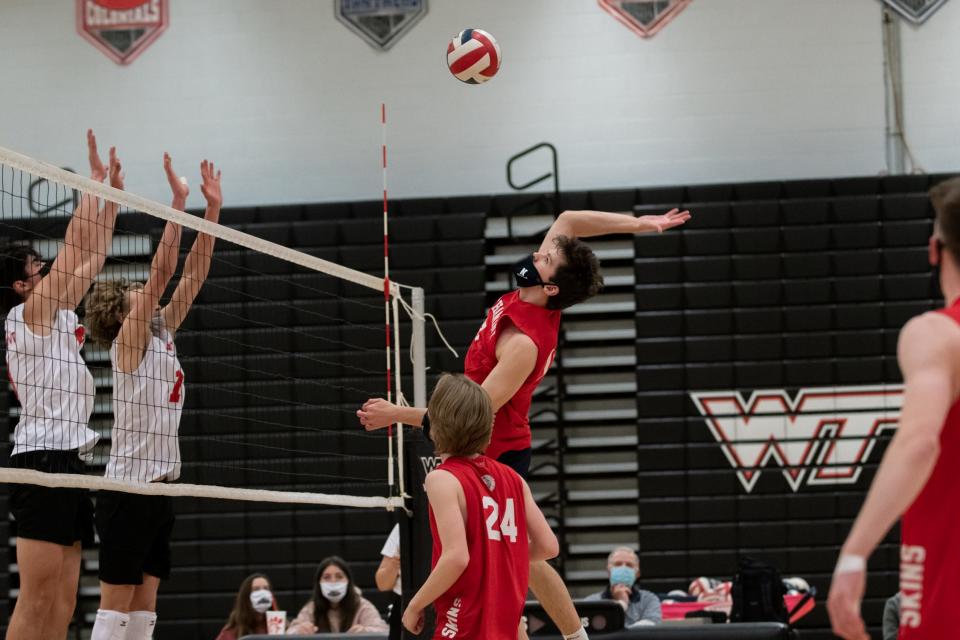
[
  {"xmin": 0, "ymin": 0, "xmax": 958, "ymax": 206},
  {"xmin": 626, "ymin": 174, "xmax": 940, "ymax": 639}
]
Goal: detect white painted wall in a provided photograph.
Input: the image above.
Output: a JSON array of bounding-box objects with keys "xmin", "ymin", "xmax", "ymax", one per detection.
[
  {"xmin": 0, "ymin": 0, "xmax": 955, "ymax": 208},
  {"xmin": 899, "ymin": 0, "xmax": 960, "ymax": 174}
]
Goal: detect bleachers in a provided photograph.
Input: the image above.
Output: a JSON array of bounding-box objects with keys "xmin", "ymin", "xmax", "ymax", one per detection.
[{"xmin": 3, "ymin": 172, "xmax": 952, "ymax": 639}]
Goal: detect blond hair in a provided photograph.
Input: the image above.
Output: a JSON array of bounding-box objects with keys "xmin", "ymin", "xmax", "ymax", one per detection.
[
  {"xmin": 84, "ymin": 279, "xmax": 135, "ymax": 344},
  {"xmin": 427, "ymin": 374, "xmax": 493, "ymax": 456}
]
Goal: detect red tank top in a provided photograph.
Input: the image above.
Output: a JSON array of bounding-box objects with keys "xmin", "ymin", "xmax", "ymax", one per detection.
[
  {"xmin": 429, "ymin": 455, "xmax": 529, "ymax": 640},
  {"xmin": 464, "ymin": 290, "xmax": 561, "ymax": 459},
  {"xmin": 899, "ymin": 300, "xmax": 960, "ymax": 639}
]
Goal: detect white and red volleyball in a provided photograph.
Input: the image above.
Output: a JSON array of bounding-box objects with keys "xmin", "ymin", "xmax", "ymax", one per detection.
[{"xmin": 446, "ymin": 29, "xmax": 501, "ymax": 84}]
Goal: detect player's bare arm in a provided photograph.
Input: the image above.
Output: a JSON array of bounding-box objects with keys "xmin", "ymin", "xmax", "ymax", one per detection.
[
  {"xmin": 828, "ymin": 312, "xmax": 960, "ymax": 639},
  {"xmin": 358, "ymin": 323, "xmax": 537, "ymax": 431},
  {"xmin": 522, "ymin": 480, "xmax": 559, "ymax": 562},
  {"xmin": 24, "ymin": 131, "xmax": 122, "ymax": 333},
  {"xmin": 484, "ymin": 324, "xmax": 539, "ymax": 411},
  {"xmin": 163, "ymin": 158, "xmax": 222, "ymax": 334},
  {"xmin": 402, "ymin": 470, "xmax": 470, "ymax": 634},
  {"xmin": 538, "ymin": 208, "xmax": 690, "ymax": 255},
  {"xmin": 115, "ymin": 157, "xmax": 183, "ymax": 373}
]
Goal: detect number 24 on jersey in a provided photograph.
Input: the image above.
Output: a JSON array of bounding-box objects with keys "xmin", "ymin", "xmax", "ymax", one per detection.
[{"xmin": 483, "ymin": 496, "xmax": 518, "ymax": 543}]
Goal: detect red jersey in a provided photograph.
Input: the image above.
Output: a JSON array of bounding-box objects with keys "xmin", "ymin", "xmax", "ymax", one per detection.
[
  {"xmin": 464, "ymin": 290, "xmax": 561, "ymax": 459},
  {"xmin": 898, "ymin": 300, "xmax": 960, "ymax": 639},
  {"xmin": 429, "ymin": 455, "xmax": 529, "ymax": 640}
]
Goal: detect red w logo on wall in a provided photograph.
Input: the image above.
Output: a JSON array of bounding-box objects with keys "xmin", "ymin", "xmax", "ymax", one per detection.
[
  {"xmin": 76, "ymin": 0, "xmax": 168, "ymax": 65},
  {"xmin": 690, "ymin": 385, "xmax": 903, "ymax": 493}
]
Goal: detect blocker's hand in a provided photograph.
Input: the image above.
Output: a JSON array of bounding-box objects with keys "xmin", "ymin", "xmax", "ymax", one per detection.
[
  {"xmin": 402, "ymin": 605, "xmax": 425, "ymax": 635},
  {"xmin": 200, "ymin": 159, "xmax": 222, "ymax": 210},
  {"xmin": 87, "ymin": 129, "xmax": 107, "ymax": 182},
  {"xmin": 827, "ymin": 567, "xmax": 870, "ymax": 640},
  {"xmin": 638, "ymin": 208, "xmax": 691, "ymax": 233},
  {"xmin": 108, "ymin": 146, "xmax": 124, "ymax": 191},
  {"xmin": 164, "ymin": 152, "xmax": 190, "ymax": 204},
  {"xmin": 357, "ymin": 398, "xmax": 400, "ymax": 431}
]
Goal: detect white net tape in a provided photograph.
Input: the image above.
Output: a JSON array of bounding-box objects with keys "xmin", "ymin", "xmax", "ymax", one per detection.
[{"xmin": 0, "ymin": 142, "xmax": 422, "ymax": 509}]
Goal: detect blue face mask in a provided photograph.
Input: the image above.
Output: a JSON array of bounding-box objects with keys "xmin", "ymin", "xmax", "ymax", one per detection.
[{"xmin": 610, "ymin": 566, "xmax": 636, "ymax": 589}]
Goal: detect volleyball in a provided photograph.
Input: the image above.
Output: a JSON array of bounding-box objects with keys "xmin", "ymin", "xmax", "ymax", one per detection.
[{"xmin": 446, "ymin": 28, "xmax": 501, "ymax": 84}]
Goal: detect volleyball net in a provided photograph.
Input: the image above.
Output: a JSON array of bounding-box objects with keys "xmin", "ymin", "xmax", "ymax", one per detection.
[{"xmin": 0, "ymin": 141, "xmax": 426, "ymax": 510}]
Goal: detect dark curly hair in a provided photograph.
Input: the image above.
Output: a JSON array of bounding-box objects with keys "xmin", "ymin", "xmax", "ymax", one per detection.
[
  {"xmin": 931, "ymin": 177, "xmax": 960, "ymax": 257},
  {"xmin": 546, "ymin": 235, "xmax": 604, "ymax": 310},
  {"xmin": 0, "ymin": 244, "xmax": 41, "ymax": 316}
]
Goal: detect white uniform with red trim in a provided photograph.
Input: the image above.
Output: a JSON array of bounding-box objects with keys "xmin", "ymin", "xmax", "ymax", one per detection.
[
  {"xmin": 106, "ymin": 329, "xmax": 184, "ymax": 482},
  {"xmin": 4, "ymin": 303, "xmax": 96, "ymax": 456}
]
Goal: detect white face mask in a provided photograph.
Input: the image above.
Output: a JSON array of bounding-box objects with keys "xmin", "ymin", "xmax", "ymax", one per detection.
[
  {"xmin": 321, "ymin": 581, "xmax": 348, "ymax": 604},
  {"xmin": 250, "ymin": 589, "xmax": 273, "ymax": 613}
]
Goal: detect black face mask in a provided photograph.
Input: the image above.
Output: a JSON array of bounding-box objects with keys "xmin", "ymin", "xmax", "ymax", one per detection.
[{"xmin": 513, "ymin": 254, "xmax": 550, "ymax": 288}]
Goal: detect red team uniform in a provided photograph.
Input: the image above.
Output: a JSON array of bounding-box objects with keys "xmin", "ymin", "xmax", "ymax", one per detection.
[
  {"xmin": 429, "ymin": 455, "xmax": 529, "ymax": 640},
  {"xmin": 465, "ymin": 290, "xmax": 561, "ymax": 461},
  {"xmin": 898, "ymin": 299, "xmax": 960, "ymax": 639}
]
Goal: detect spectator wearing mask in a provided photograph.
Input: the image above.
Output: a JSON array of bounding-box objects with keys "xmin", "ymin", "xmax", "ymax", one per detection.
[
  {"xmin": 585, "ymin": 547, "xmax": 661, "ymax": 627},
  {"xmin": 215, "ymin": 573, "xmax": 278, "ymax": 640},
  {"xmin": 287, "ymin": 556, "xmax": 388, "ymax": 634}
]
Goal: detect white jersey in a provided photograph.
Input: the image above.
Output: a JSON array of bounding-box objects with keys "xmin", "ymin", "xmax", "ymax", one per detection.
[
  {"xmin": 106, "ymin": 329, "xmax": 184, "ymax": 482},
  {"xmin": 4, "ymin": 304, "xmax": 97, "ymax": 457}
]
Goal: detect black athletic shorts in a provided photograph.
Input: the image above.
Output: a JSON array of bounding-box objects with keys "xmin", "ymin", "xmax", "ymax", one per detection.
[
  {"xmin": 496, "ymin": 448, "xmax": 532, "ymax": 479},
  {"xmin": 9, "ymin": 450, "xmax": 95, "ymax": 547},
  {"xmin": 96, "ymin": 491, "xmax": 175, "ymax": 584}
]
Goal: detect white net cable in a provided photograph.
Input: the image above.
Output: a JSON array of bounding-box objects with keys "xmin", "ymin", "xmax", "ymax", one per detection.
[{"xmin": 0, "ymin": 143, "xmax": 418, "ymax": 510}]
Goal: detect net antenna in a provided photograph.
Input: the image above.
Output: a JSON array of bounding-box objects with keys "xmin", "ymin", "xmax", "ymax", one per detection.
[{"xmin": 0, "ymin": 143, "xmax": 426, "ymax": 511}]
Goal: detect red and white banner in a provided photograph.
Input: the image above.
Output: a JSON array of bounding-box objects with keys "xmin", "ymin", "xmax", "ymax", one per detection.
[
  {"xmin": 77, "ymin": 0, "xmax": 168, "ymax": 65},
  {"xmin": 598, "ymin": 0, "xmax": 692, "ymax": 38}
]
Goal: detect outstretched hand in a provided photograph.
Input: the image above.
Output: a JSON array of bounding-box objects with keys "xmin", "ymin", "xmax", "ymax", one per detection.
[
  {"xmin": 163, "ymin": 152, "xmax": 189, "ymax": 203},
  {"xmin": 200, "ymin": 159, "xmax": 222, "ymax": 210},
  {"xmin": 108, "ymin": 146, "xmax": 124, "ymax": 190},
  {"xmin": 357, "ymin": 398, "xmax": 399, "ymax": 431},
  {"xmin": 638, "ymin": 208, "xmax": 691, "ymax": 233},
  {"xmin": 88, "ymin": 129, "xmax": 107, "ymax": 182}
]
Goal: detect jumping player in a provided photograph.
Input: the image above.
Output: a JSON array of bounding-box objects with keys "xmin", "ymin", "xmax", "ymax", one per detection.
[
  {"xmin": 401, "ymin": 374, "xmax": 558, "ymax": 640},
  {"xmin": 828, "ymin": 177, "xmax": 960, "ymax": 640},
  {"xmin": 2, "ymin": 130, "xmax": 123, "ymax": 640},
  {"xmin": 361, "ymin": 207, "xmax": 690, "ymax": 640},
  {"xmin": 84, "ymin": 155, "xmax": 222, "ymax": 640}
]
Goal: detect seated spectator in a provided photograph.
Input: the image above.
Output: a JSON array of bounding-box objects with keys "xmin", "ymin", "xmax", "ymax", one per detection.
[
  {"xmin": 375, "ymin": 524, "xmax": 402, "ymax": 640},
  {"xmin": 883, "ymin": 592, "xmax": 901, "ymax": 640},
  {"xmin": 287, "ymin": 556, "xmax": 389, "ymax": 635},
  {"xmin": 215, "ymin": 573, "xmax": 279, "ymax": 640},
  {"xmin": 584, "ymin": 547, "xmax": 662, "ymax": 627}
]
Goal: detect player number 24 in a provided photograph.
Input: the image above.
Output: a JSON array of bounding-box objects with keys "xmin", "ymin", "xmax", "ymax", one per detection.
[{"xmin": 482, "ymin": 496, "xmax": 518, "ymax": 543}]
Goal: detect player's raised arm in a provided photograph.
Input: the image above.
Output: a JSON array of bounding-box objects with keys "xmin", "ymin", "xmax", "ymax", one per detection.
[
  {"xmin": 402, "ymin": 469, "xmax": 470, "ymax": 634},
  {"xmin": 828, "ymin": 312, "xmax": 960, "ymax": 639},
  {"xmin": 24, "ymin": 131, "xmax": 123, "ymax": 331},
  {"xmin": 163, "ymin": 158, "xmax": 222, "ymax": 334},
  {"xmin": 538, "ymin": 207, "xmax": 690, "ymax": 255},
  {"xmin": 114, "ymin": 156, "xmax": 183, "ymax": 373}
]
